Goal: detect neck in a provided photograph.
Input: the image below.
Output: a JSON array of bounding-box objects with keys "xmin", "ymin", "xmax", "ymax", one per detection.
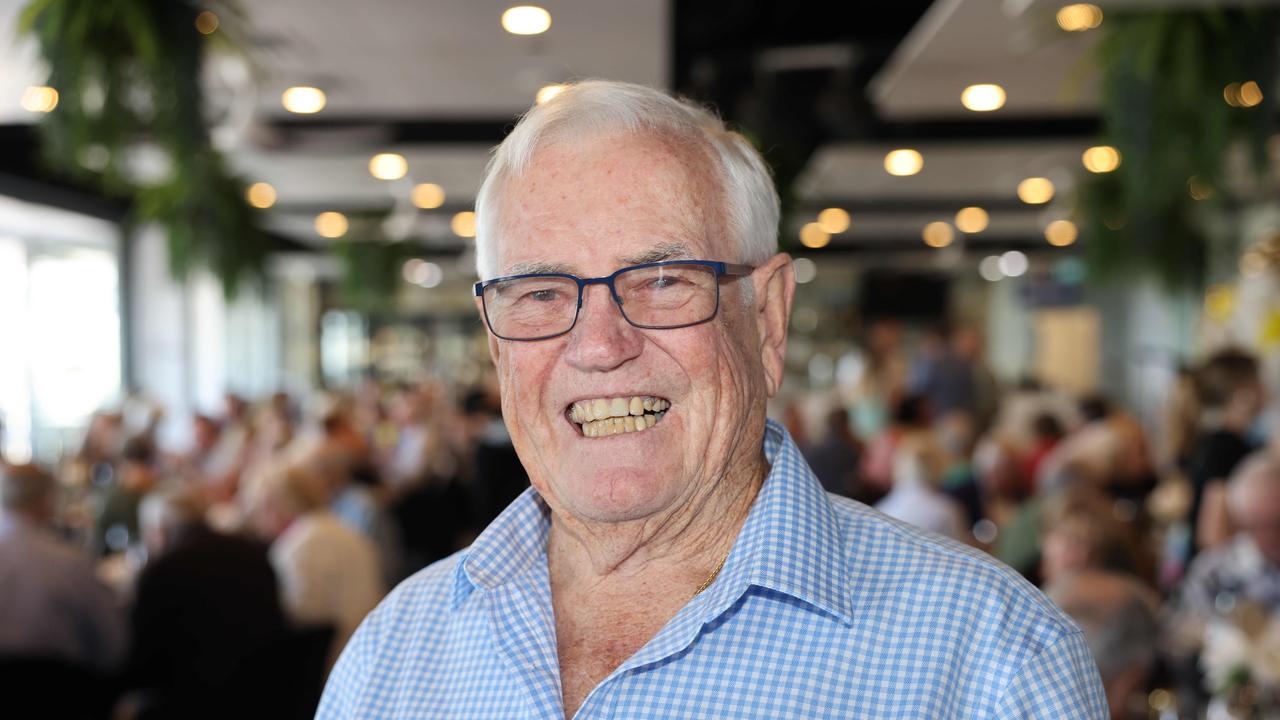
[{"xmin": 547, "ymin": 451, "xmax": 768, "ymax": 591}]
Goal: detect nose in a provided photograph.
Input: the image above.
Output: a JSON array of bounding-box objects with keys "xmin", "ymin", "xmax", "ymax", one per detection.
[{"xmin": 562, "ymin": 282, "xmax": 643, "ymax": 372}]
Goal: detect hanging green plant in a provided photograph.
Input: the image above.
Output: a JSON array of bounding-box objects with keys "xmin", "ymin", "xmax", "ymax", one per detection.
[
  {"xmin": 19, "ymin": 0, "xmax": 267, "ymax": 297},
  {"xmin": 1076, "ymin": 7, "xmax": 1278, "ymax": 290},
  {"xmin": 332, "ymin": 217, "xmax": 419, "ymax": 311}
]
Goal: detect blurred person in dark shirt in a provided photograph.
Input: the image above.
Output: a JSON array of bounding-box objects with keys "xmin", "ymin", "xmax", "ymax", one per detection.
[
  {"xmin": 93, "ymin": 436, "xmax": 161, "ymax": 556},
  {"xmin": 124, "ymin": 487, "xmax": 290, "ymax": 719},
  {"xmin": 802, "ymin": 406, "xmax": 861, "ymax": 497},
  {"xmin": 1047, "ymin": 571, "xmax": 1160, "ymax": 720},
  {"xmin": 935, "ymin": 410, "xmax": 985, "ymax": 528},
  {"xmin": 1186, "ymin": 349, "xmax": 1263, "ymax": 558}
]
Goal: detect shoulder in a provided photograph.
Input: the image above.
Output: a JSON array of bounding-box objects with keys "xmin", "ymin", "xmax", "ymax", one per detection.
[
  {"xmin": 10, "ymin": 524, "xmax": 96, "ymax": 575},
  {"xmin": 828, "ymin": 494, "xmax": 1081, "ymax": 651},
  {"xmin": 347, "ymin": 550, "xmax": 467, "ymax": 646}
]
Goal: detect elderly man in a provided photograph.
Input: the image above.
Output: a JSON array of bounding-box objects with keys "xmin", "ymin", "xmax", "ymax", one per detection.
[
  {"xmin": 0, "ymin": 463, "xmax": 125, "ymax": 670},
  {"xmin": 1164, "ymin": 452, "xmax": 1280, "ymax": 714},
  {"xmin": 319, "ymin": 80, "xmax": 1105, "ymax": 719}
]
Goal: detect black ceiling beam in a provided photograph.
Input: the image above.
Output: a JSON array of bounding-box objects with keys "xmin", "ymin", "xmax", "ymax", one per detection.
[
  {"xmin": 796, "ymin": 197, "xmax": 1042, "ymax": 213},
  {"xmin": 266, "ymin": 117, "xmax": 517, "ymax": 146},
  {"xmin": 262, "ymin": 113, "xmax": 1106, "ymax": 147},
  {"xmin": 269, "ymin": 196, "xmax": 1043, "ymax": 217},
  {"xmin": 270, "ymin": 201, "xmax": 477, "ymax": 216},
  {"xmin": 793, "ymin": 238, "xmax": 1074, "ymax": 255},
  {"xmin": 861, "ymin": 114, "xmax": 1102, "ymax": 142}
]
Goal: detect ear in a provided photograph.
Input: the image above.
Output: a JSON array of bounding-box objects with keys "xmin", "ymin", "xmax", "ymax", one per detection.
[
  {"xmin": 476, "ymin": 296, "xmax": 502, "ymax": 367},
  {"xmin": 752, "ymin": 253, "xmax": 796, "ymax": 398}
]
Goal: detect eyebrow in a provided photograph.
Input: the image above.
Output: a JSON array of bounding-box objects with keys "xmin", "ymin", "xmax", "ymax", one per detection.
[
  {"xmin": 506, "ymin": 260, "xmax": 573, "ymax": 276},
  {"xmin": 618, "ymin": 241, "xmax": 694, "ymax": 267},
  {"xmin": 502, "ymin": 240, "xmax": 696, "ymax": 277}
]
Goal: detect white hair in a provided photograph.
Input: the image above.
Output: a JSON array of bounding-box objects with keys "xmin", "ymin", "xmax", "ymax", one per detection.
[{"xmin": 474, "ymin": 80, "xmax": 780, "ymax": 279}]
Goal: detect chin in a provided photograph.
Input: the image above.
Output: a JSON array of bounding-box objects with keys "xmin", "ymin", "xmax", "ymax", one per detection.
[{"xmin": 551, "ymin": 465, "xmax": 678, "ymax": 524}]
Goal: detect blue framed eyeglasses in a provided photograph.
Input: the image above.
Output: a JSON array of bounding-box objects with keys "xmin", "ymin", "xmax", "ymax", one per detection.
[{"xmin": 474, "ymin": 260, "xmax": 755, "ymax": 341}]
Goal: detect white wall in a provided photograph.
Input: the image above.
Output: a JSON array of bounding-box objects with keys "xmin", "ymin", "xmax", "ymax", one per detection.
[{"xmin": 129, "ymin": 226, "xmax": 292, "ymax": 451}]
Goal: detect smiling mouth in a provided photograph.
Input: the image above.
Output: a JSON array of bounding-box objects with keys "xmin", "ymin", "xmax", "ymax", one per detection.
[{"xmin": 567, "ymin": 396, "xmax": 670, "ymax": 438}]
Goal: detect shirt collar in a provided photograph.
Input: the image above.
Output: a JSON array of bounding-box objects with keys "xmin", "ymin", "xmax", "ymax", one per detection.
[
  {"xmin": 454, "ymin": 419, "xmax": 853, "ymax": 626},
  {"xmin": 704, "ymin": 419, "xmax": 855, "ymax": 626}
]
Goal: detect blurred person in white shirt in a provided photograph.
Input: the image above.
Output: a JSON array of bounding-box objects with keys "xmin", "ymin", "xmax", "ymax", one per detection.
[
  {"xmin": 248, "ymin": 463, "xmax": 383, "ymax": 667},
  {"xmin": 876, "ymin": 434, "xmax": 968, "ymax": 542}
]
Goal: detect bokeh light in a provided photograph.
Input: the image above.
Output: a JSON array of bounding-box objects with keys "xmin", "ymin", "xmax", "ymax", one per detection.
[
  {"xmin": 315, "ymin": 212, "xmax": 349, "ymax": 239},
  {"xmin": 817, "ymin": 208, "xmax": 851, "ymax": 234},
  {"xmin": 246, "ymin": 182, "xmax": 277, "ymax": 209},
  {"xmin": 1017, "ymin": 177, "xmax": 1055, "ymax": 204},
  {"xmin": 502, "ymin": 6, "xmax": 552, "ymax": 35},
  {"xmin": 884, "ymin": 149, "xmax": 923, "ymax": 176},
  {"xmin": 955, "ymin": 207, "xmax": 989, "ymax": 234},
  {"xmin": 961, "ymin": 84, "xmax": 1006, "ymax": 112}
]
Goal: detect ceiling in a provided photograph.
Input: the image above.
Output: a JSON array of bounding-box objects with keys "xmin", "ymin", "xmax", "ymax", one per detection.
[{"xmin": 2, "ymin": 0, "xmax": 1272, "ymax": 263}]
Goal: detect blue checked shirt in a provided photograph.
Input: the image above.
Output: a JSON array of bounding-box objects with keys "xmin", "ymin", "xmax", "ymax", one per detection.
[{"xmin": 319, "ymin": 420, "xmax": 1107, "ymax": 719}]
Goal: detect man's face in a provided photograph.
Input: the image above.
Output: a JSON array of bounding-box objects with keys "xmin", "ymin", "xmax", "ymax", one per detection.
[{"xmin": 481, "ymin": 131, "xmax": 791, "ymax": 525}]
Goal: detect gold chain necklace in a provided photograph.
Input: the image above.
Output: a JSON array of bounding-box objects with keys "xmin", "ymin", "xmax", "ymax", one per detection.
[{"xmin": 692, "ymin": 551, "xmax": 730, "ymax": 597}]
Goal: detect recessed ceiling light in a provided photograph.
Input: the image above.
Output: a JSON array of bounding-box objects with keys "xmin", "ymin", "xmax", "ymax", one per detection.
[
  {"xmin": 411, "ymin": 183, "xmax": 446, "ymax": 209},
  {"xmin": 246, "ymin": 182, "xmax": 277, "ymax": 209},
  {"xmin": 955, "ymin": 207, "xmax": 989, "ymax": 234},
  {"xmin": 1082, "ymin": 146, "xmax": 1120, "ymax": 173},
  {"xmin": 1017, "ymin": 177, "xmax": 1055, "ymax": 204},
  {"xmin": 20, "ymin": 86, "xmax": 58, "ymax": 113},
  {"xmin": 502, "ymin": 6, "xmax": 551, "ymax": 35},
  {"xmin": 452, "ymin": 211, "xmax": 477, "ymax": 238},
  {"xmin": 369, "ymin": 153, "xmax": 408, "ymax": 181},
  {"xmin": 922, "ymin": 222, "xmax": 955, "ymax": 248},
  {"xmin": 816, "ymin": 208, "xmax": 850, "ymax": 234},
  {"xmin": 960, "ymin": 84, "xmax": 1006, "ymax": 112},
  {"xmin": 1057, "ymin": 4, "xmax": 1103, "ymax": 31},
  {"xmin": 282, "ymin": 86, "xmax": 326, "ymax": 114},
  {"xmin": 799, "ymin": 222, "xmax": 831, "ymax": 249},
  {"xmin": 315, "ymin": 211, "xmax": 349, "ymax": 238},
  {"xmin": 1239, "ymin": 81, "xmax": 1264, "ymax": 108},
  {"xmin": 884, "ymin": 149, "xmax": 923, "ymax": 176},
  {"xmin": 1045, "ymin": 220, "xmax": 1078, "ymax": 247}
]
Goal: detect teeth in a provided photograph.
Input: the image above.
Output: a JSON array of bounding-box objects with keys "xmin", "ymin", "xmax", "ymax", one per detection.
[{"xmin": 569, "ymin": 395, "xmax": 672, "ymax": 437}]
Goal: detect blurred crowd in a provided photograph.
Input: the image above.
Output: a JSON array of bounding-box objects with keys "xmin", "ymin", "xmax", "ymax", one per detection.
[
  {"xmin": 781, "ymin": 321, "xmax": 1278, "ymax": 720},
  {"xmin": 0, "ymin": 378, "xmax": 525, "ymax": 719},
  {"xmin": 3, "ymin": 322, "xmax": 1280, "ymax": 718}
]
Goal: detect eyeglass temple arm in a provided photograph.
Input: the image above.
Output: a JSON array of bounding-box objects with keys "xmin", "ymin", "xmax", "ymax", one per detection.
[{"xmin": 720, "ymin": 263, "xmax": 755, "ymax": 277}]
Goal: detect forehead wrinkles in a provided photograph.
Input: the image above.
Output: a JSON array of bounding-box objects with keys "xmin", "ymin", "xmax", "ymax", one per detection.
[{"xmin": 500, "ymin": 130, "xmax": 727, "ymax": 258}]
